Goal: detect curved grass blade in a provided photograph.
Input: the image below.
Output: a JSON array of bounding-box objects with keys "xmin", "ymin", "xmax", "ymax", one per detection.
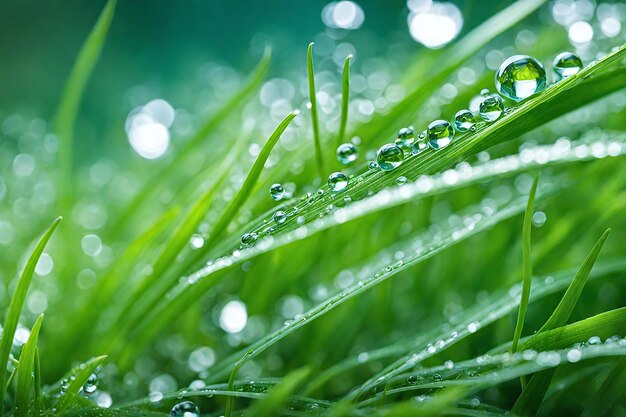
[
  {"xmin": 512, "ymin": 229, "xmax": 611, "ymax": 416},
  {"xmin": 0, "ymin": 216, "xmax": 61, "ymax": 413},
  {"xmin": 307, "ymin": 43, "xmax": 324, "ymax": 178},
  {"xmin": 512, "ymin": 176, "xmax": 539, "ymax": 354},
  {"xmin": 221, "ymin": 190, "xmax": 538, "ymax": 395},
  {"xmin": 337, "ymin": 54, "xmax": 352, "ymax": 148},
  {"xmin": 111, "ymin": 48, "xmax": 271, "ymax": 235},
  {"xmin": 53, "ymin": 0, "xmax": 117, "ymax": 207},
  {"xmin": 14, "ymin": 314, "xmax": 43, "ymax": 417},
  {"xmin": 54, "ymin": 355, "xmax": 107, "ymax": 414},
  {"xmin": 244, "ymin": 368, "xmax": 310, "ymax": 417},
  {"xmin": 581, "ymin": 357, "xmax": 626, "ymax": 417},
  {"xmin": 303, "ymin": 258, "xmax": 626, "ymax": 396}
]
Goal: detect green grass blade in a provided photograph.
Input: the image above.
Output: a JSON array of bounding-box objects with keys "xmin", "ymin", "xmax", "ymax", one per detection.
[
  {"xmin": 539, "ymin": 229, "xmax": 611, "ymax": 332},
  {"xmin": 337, "ymin": 54, "xmax": 352, "ymax": 148},
  {"xmin": 0, "ymin": 216, "xmax": 61, "ymax": 413},
  {"xmin": 196, "ymin": 110, "xmax": 299, "ymax": 255},
  {"xmin": 34, "ymin": 348, "xmax": 42, "ymax": 417},
  {"xmin": 245, "ymin": 368, "xmax": 310, "ymax": 417},
  {"xmin": 511, "ymin": 175, "xmax": 539, "ymax": 353},
  {"xmin": 53, "ymin": 0, "xmax": 117, "ymax": 206},
  {"xmin": 512, "ymin": 228, "xmax": 611, "ymax": 416},
  {"xmin": 14, "ymin": 314, "xmax": 43, "ymax": 417},
  {"xmin": 581, "ymin": 357, "xmax": 626, "ymax": 417},
  {"xmin": 307, "ymin": 42, "xmax": 324, "ymax": 178},
  {"xmin": 54, "ymin": 355, "xmax": 107, "ymax": 414}
]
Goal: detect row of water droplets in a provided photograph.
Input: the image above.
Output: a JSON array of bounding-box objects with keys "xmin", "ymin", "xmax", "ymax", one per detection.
[{"xmin": 241, "ymin": 51, "xmax": 584, "ymax": 248}]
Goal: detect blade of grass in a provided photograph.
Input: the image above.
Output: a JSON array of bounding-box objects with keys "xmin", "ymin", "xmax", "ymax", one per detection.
[
  {"xmin": 14, "ymin": 314, "xmax": 43, "ymax": 417},
  {"xmin": 581, "ymin": 357, "xmax": 626, "ymax": 417},
  {"xmin": 307, "ymin": 42, "xmax": 325, "ymax": 179},
  {"xmin": 0, "ymin": 217, "xmax": 61, "ymax": 414},
  {"xmin": 53, "ymin": 0, "xmax": 117, "ymax": 208},
  {"xmin": 512, "ymin": 228, "xmax": 611, "ymax": 416},
  {"xmin": 337, "ymin": 54, "xmax": 352, "ymax": 148},
  {"xmin": 34, "ymin": 348, "xmax": 42, "ymax": 417},
  {"xmin": 245, "ymin": 368, "xmax": 310, "ymax": 417},
  {"xmin": 54, "ymin": 355, "xmax": 107, "ymax": 414},
  {"xmin": 511, "ymin": 175, "xmax": 539, "ymax": 354}
]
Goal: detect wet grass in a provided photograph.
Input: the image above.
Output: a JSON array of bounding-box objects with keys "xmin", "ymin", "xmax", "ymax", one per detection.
[{"xmin": 1, "ymin": 0, "xmax": 626, "ymax": 416}]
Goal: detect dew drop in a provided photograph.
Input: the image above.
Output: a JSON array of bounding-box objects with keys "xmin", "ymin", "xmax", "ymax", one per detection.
[
  {"xmin": 412, "ymin": 136, "xmax": 428, "ymax": 155},
  {"xmin": 269, "ymin": 183, "xmax": 285, "ymax": 201},
  {"xmin": 407, "ymin": 375, "xmax": 418, "ymax": 385},
  {"xmin": 432, "ymin": 373, "xmax": 442, "ymax": 382},
  {"xmin": 376, "ymin": 144, "xmax": 404, "ymax": 171},
  {"xmin": 396, "ymin": 176, "xmax": 407, "ymax": 185},
  {"xmin": 170, "ymin": 401, "xmax": 200, "ymax": 417},
  {"xmin": 453, "ymin": 109, "xmax": 476, "ymax": 132},
  {"xmin": 336, "ymin": 143, "xmax": 358, "ymax": 165},
  {"xmin": 273, "ymin": 211, "xmax": 287, "ymax": 224},
  {"xmin": 397, "ymin": 126, "xmax": 416, "ymax": 147},
  {"xmin": 328, "ymin": 172, "xmax": 349, "ymax": 192},
  {"xmin": 427, "ymin": 120, "xmax": 455, "ymax": 149},
  {"xmin": 495, "ymin": 55, "xmax": 546, "ymax": 102},
  {"xmin": 368, "ymin": 161, "xmax": 379, "ymax": 170},
  {"xmin": 553, "ymin": 51, "xmax": 583, "ymax": 79},
  {"xmin": 83, "ymin": 373, "xmax": 98, "ymax": 394},
  {"xmin": 241, "ymin": 232, "xmax": 258, "ymax": 245},
  {"xmin": 479, "ymin": 95, "xmax": 504, "ymax": 122}
]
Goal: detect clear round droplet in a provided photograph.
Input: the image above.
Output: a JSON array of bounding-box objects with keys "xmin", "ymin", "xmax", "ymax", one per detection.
[
  {"xmin": 336, "ymin": 143, "xmax": 358, "ymax": 165},
  {"xmin": 368, "ymin": 161, "xmax": 379, "ymax": 170},
  {"xmin": 273, "ymin": 211, "xmax": 287, "ymax": 224},
  {"xmin": 376, "ymin": 144, "xmax": 404, "ymax": 171},
  {"xmin": 83, "ymin": 373, "xmax": 98, "ymax": 394},
  {"xmin": 553, "ymin": 51, "xmax": 583, "ymax": 79},
  {"xmin": 241, "ymin": 232, "xmax": 258, "ymax": 245},
  {"xmin": 427, "ymin": 120, "xmax": 455, "ymax": 150},
  {"xmin": 495, "ymin": 55, "xmax": 546, "ymax": 102},
  {"xmin": 397, "ymin": 176, "xmax": 407, "ymax": 185},
  {"xmin": 170, "ymin": 401, "xmax": 200, "ymax": 417},
  {"xmin": 453, "ymin": 109, "xmax": 476, "ymax": 132},
  {"xmin": 479, "ymin": 95, "xmax": 504, "ymax": 122},
  {"xmin": 328, "ymin": 172, "xmax": 349, "ymax": 192},
  {"xmin": 397, "ymin": 126, "xmax": 416, "ymax": 147},
  {"xmin": 269, "ymin": 183, "xmax": 285, "ymax": 201}
]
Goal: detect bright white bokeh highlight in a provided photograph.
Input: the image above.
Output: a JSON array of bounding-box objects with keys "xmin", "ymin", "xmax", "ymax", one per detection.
[
  {"xmin": 568, "ymin": 21, "xmax": 593, "ymax": 44},
  {"xmin": 219, "ymin": 300, "xmax": 248, "ymax": 333},
  {"xmin": 125, "ymin": 98, "xmax": 175, "ymax": 159},
  {"xmin": 407, "ymin": 1, "xmax": 463, "ymax": 49},
  {"xmin": 322, "ymin": 1, "xmax": 365, "ymax": 30}
]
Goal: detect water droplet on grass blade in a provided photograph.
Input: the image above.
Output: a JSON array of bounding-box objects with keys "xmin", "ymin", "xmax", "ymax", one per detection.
[
  {"xmin": 241, "ymin": 232, "xmax": 258, "ymax": 245},
  {"xmin": 336, "ymin": 143, "xmax": 358, "ymax": 165},
  {"xmin": 427, "ymin": 120, "xmax": 454, "ymax": 149},
  {"xmin": 397, "ymin": 126, "xmax": 416, "ymax": 147},
  {"xmin": 495, "ymin": 55, "xmax": 546, "ymax": 101},
  {"xmin": 170, "ymin": 401, "xmax": 200, "ymax": 417},
  {"xmin": 453, "ymin": 109, "xmax": 476, "ymax": 132},
  {"xmin": 83, "ymin": 373, "xmax": 98, "ymax": 394},
  {"xmin": 328, "ymin": 172, "xmax": 349, "ymax": 192},
  {"xmin": 377, "ymin": 144, "xmax": 404, "ymax": 171},
  {"xmin": 273, "ymin": 211, "xmax": 287, "ymax": 224},
  {"xmin": 553, "ymin": 51, "xmax": 583, "ymax": 79},
  {"xmin": 479, "ymin": 95, "xmax": 504, "ymax": 122},
  {"xmin": 269, "ymin": 183, "xmax": 285, "ymax": 201},
  {"xmin": 412, "ymin": 137, "xmax": 428, "ymax": 155}
]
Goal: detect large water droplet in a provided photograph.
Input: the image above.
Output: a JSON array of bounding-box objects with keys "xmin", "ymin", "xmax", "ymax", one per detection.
[
  {"xmin": 479, "ymin": 95, "xmax": 504, "ymax": 122},
  {"xmin": 453, "ymin": 109, "xmax": 476, "ymax": 132},
  {"xmin": 412, "ymin": 136, "xmax": 428, "ymax": 155},
  {"xmin": 495, "ymin": 55, "xmax": 546, "ymax": 101},
  {"xmin": 273, "ymin": 211, "xmax": 287, "ymax": 224},
  {"xmin": 269, "ymin": 183, "xmax": 285, "ymax": 201},
  {"xmin": 328, "ymin": 172, "xmax": 349, "ymax": 192},
  {"xmin": 397, "ymin": 126, "xmax": 416, "ymax": 147},
  {"xmin": 336, "ymin": 143, "xmax": 358, "ymax": 165},
  {"xmin": 241, "ymin": 232, "xmax": 258, "ymax": 245},
  {"xmin": 552, "ymin": 52, "xmax": 583, "ymax": 79},
  {"xmin": 83, "ymin": 373, "xmax": 97, "ymax": 394},
  {"xmin": 427, "ymin": 120, "xmax": 455, "ymax": 149},
  {"xmin": 170, "ymin": 401, "xmax": 200, "ymax": 417},
  {"xmin": 376, "ymin": 144, "xmax": 404, "ymax": 171}
]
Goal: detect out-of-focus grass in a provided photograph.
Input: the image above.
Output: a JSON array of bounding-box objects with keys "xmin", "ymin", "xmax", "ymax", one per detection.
[{"xmin": 0, "ymin": 0, "xmax": 626, "ymax": 416}]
